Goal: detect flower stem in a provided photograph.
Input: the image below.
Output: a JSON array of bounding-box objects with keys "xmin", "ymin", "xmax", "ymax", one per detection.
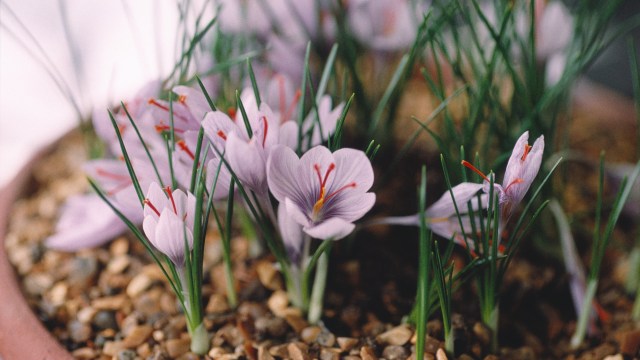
[
  {"xmin": 189, "ymin": 322, "xmax": 209, "ymax": 355},
  {"xmin": 308, "ymin": 252, "xmax": 329, "ymax": 324},
  {"xmin": 287, "ymin": 266, "xmax": 305, "ymax": 310},
  {"xmin": 223, "ymin": 254, "xmax": 238, "ymax": 308},
  {"xmin": 571, "ymin": 279, "xmax": 598, "ymax": 348},
  {"xmin": 633, "ymin": 284, "xmax": 640, "ymax": 320},
  {"xmin": 483, "ymin": 304, "xmax": 499, "ymax": 353}
]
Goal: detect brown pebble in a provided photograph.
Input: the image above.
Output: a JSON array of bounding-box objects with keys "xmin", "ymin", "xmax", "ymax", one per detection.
[
  {"xmin": 71, "ymin": 347, "xmax": 97, "ymax": 359},
  {"xmin": 122, "ymin": 324, "xmax": 153, "ymax": 348},
  {"xmin": 320, "ymin": 347, "xmax": 341, "ymax": 360},
  {"xmin": 337, "ymin": 337, "xmax": 359, "ymax": 352},
  {"xmin": 457, "ymin": 355, "xmax": 474, "ymax": 360},
  {"xmin": 360, "ymin": 345, "xmax": 378, "ymax": 360},
  {"xmin": 206, "ymin": 293, "xmax": 230, "ymax": 314},
  {"xmin": 435, "ymin": 348, "xmax": 448, "ymax": 360},
  {"xmin": 284, "ymin": 311, "xmax": 308, "ymax": 333},
  {"xmin": 110, "ymin": 237, "xmax": 130, "ymax": 255},
  {"xmin": 165, "ymin": 338, "xmax": 191, "ymax": 358},
  {"xmin": 76, "ymin": 307, "xmax": 97, "ymax": 324},
  {"xmin": 317, "ymin": 330, "xmax": 336, "ymax": 347},
  {"xmin": 343, "ymin": 356, "xmax": 362, "ymax": 360},
  {"xmin": 68, "ymin": 320, "xmax": 92, "ymax": 343},
  {"xmin": 376, "ymin": 325, "xmax": 413, "ymax": 346},
  {"xmin": 301, "ymin": 326, "xmax": 322, "ymax": 343},
  {"xmin": 603, "ymin": 355, "xmax": 624, "ymax": 360},
  {"xmin": 137, "ymin": 343, "xmax": 152, "ymax": 357},
  {"xmin": 47, "ymin": 282, "xmax": 68, "ymax": 306},
  {"xmin": 424, "ymin": 336, "xmax": 441, "ymax": 354},
  {"xmin": 92, "ymin": 295, "xmax": 128, "ymax": 310},
  {"xmin": 269, "ymin": 344, "xmax": 289, "ymax": 358},
  {"xmin": 287, "ymin": 342, "xmax": 310, "ymax": 360},
  {"xmin": 615, "ymin": 328, "xmax": 640, "ymax": 356},
  {"xmin": 267, "ymin": 290, "xmax": 289, "ymax": 317},
  {"xmin": 107, "ymin": 254, "xmax": 130, "ymax": 274},
  {"xmin": 382, "ymin": 345, "xmax": 408, "ymax": 360},
  {"xmin": 126, "ymin": 273, "xmax": 154, "ymax": 298},
  {"xmin": 483, "ymin": 355, "xmax": 499, "ymax": 360},
  {"xmin": 258, "ymin": 345, "xmax": 275, "ymax": 360},
  {"xmin": 473, "ymin": 322, "xmax": 491, "ymax": 346},
  {"xmin": 103, "ymin": 340, "xmax": 126, "ymax": 356},
  {"xmin": 256, "ymin": 260, "xmax": 284, "ymax": 290}
]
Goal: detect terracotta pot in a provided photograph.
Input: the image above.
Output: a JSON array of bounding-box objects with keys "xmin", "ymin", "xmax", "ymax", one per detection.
[{"xmin": 0, "ymin": 143, "xmax": 73, "ymax": 359}]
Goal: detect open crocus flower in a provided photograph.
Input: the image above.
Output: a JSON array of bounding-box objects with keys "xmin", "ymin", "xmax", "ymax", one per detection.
[
  {"xmin": 267, "ymin": 145, "xmax": 375, "ymax": 241},
  {"xmin": 463, "ymin": 131, "xmax": 544, "ymax": 222},
  {"xmin": 142, "ymin": 182, "xmax": 197, "ymax": 267}
]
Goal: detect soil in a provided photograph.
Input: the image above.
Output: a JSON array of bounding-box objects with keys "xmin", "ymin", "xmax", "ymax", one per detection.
[{"xmin": 3, "ymin": 112, "xmax": 640, "ymax": 360}]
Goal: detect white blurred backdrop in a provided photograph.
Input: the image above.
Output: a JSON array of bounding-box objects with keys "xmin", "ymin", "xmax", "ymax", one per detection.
[{"xmin": 0, "ymin": 0, "xmax": 181, "ymax": 187}]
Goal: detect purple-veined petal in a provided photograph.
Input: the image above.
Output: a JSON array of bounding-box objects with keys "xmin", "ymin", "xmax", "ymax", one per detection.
[
  {"xmin": 330, "ymin": 148, "xmax": 375, "ymax": 193},
  {"xmin": 304, "ymin": 217, "xmax": 355, "ymax": 240},
  {"xmin": 226, "ymin": 132, "xmax": 268, "ymax": 194},
  {"xmin": 45, "ymin": 194, "xmax": 130, "ymax": 251},
  {"xmin": 278, "ymin": 203, "xmax": 305, "ymax": 263},
  {"xmin": 426, "ymin": 183, "xmax": 484, "ymax": 218}
]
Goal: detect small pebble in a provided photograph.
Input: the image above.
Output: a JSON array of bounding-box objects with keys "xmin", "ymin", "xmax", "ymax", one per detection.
[
  {"xmin": 615, "ymin": 328, "xmax": 640, "ymax": 356},
  {"xmin": 126, "ymin": 273, "xmax": 154, "ymax": 298},
  {"xmin": 257, "ymin": 345, "xmax": 275, "ymax": 360},
  {"xmin": 117, "ymin": 349, "xmax": 137, "ymax": 360},
  {"xmin": 473, "ymin": 322, "xmax": 491, "ymax": 346},
  {"xmin": 376, "ymin": 325, "xmax": 413, "ymax": 346},
  {"xmin": 287, "ymin": 342, "xmax": 311, "ymax": 360},
  {"xmin": 103, "ymin": 341, "xmax": 126, "ymax": 356},
  {"xmin": 122, "ymin": 324, "xmax": 153, "ymax": 348},
  {"xmin": 382, "ymin": 345, "xmax": 408, "ymax": 360},
  {"xmin": 92, "ymin": 295, "xmax": 128, "ymax": 310},
  {"xmin": 206, "ymin": 293, "xmax": 230, "ymax": 314},
  {"xmin": 360, "ymin": 345, "xmax": 378, "ymax": 360},
  {"xmin": 603, "ymin": 355, "xmax": 624, "ymax": 360},
  {"xmin": 267, "ymin": 290, "xmax": 289, "ymax": 317},
  {"xmin": 256, "ymin": 260, "xmax": 283, "ymax": 290},
  {"xmin": 320, "ymin": 348, "xmax": 340, "ymax": 360},
  {"xmin": 337, "ymin": 337, "xmax": 359, "ymax": 352},
  {"xmin": 71, "ymin": 347, "xmax": 97, "ymax": 359},
  {"xmin": 300, "ymin": 326, "xmax": 321, "ymax": 343},
  {"xmin": 107, "ymin": 255, "xmax": 130, "ymax": 274},
  {"xmin": 435, "ymin": 348, "xmax": 448, "ymax": 360},
  {"xmin": 93, "ymin": 310, "xmax": 118, "ymax": 330},
  {"xmin": 68, "ymin": 320, "xmax": 91, "ymax": 343},
  {"xmin": 165, "ymin": 338, "xmax": 191, "ymax": 358}
]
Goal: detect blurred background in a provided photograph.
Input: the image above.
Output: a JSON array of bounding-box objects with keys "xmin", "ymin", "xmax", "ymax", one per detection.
[
  {"xmin": 0, "ymin": 0, "xmax": 180, "ymax": 187},
  {"xmin": 0, "ymin": 0, "xmax": 638, "ymax": 188}
]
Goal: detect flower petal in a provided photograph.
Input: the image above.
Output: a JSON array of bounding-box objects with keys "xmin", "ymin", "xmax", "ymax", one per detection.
[
  {"xmin": 226, "ymin": 132, "xmax": 268, "ymax": 194},
  {"xmin": 278, "ymin": 203, "xmax": 305, "ymax": 263},
  {"xmin": 330, "ymin": 148, "xmax": 374, "ymax": 193},
  {"xmin": 304, "ymin": 217, "xmax": 355, "ymax": 240}
]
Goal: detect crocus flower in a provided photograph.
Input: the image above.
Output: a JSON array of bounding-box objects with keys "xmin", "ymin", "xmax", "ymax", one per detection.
[
  {"xmin": 45, "ymin": 194, "xmax": 139, "ymax": 251},
  {"xmin": 462, "ymin": 131, "xmax": 544, "ymax": 222},
  {"xmin": 267, "ymin": 145, "xmax": 375, "ymax": 241},
  {"xmin": 142, "ymin": 182, "xmax": 196, "ymax": 267}
]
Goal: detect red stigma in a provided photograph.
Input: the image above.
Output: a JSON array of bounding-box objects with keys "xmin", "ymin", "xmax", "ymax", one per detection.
[
  {"xmin": 282, "ymin": 89, "xmax": 302, "ymax": 124},
  {"xmin": 325, "ymin": 182, "xmax": 357, "ymax": 201},
  {"xmin": 461, "ymin": 160, "xmax": 490, "ymax": 182},
  {"xmin": 217, "ymin": 130, "xmax": 227, "ymax": 141},
  {"xmin": 164, "ymin": 186, "xmax": 178, "ymax": 214},
  {"xmin": 177, "ymin": 140, "xmax": 195, "ymax": 160},
  {"xmin": 261, "ymin": 116, "xmax": 269, "ymax": 147},
  {"xmin": 521, "ymin": 144, "xmax": 532, "ymax": 161},
  {"xmin": 227, "ymin": 107, "xmax": 237, "ymax": 119},
  {"xmin": 148, "ymin": 98, "xmax": 169, "ymax": 112},
  {"xmin": 178, "ymin": 95, "xmax": 187, "ymax": 104},
  {"xmin": 144, "ymin": 199, "xmax": 161, "ymax": 216}
]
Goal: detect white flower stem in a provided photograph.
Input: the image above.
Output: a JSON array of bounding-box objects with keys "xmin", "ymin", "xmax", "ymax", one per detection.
[
  {"xmin": 287, "ymin": 266, "xmax": 305, "ymax": 310},
  {"xmin": 307, "ymin": 252, "xmax": 329, "ymax": 324},
  {"xmin": 189, "ymin": 322, "xmax": 209, "ymax": 355},
  {"xmin": 444, "ymin": 327, "xmax": 454, "ymax": 355},
  {"xmin": 482, "ymin": 305, "xmax": 499, "ymax": 353},
  {"xmin": 633, "ymin": 284, "xmax": 640, "ymax": 320},
  {"xmin": 571, "ymin": 279, "xmax": 598, "ymax": 349}
]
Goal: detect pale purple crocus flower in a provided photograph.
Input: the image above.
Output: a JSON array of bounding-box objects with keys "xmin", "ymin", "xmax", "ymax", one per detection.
[
  {"xmin": 267, "ymin": 145, "xmax": 376, "ymax": 241},
  {"xmin": 45, "ymin": 194, "xmax": 140, "ymax": 251},
  {"xmin": 142, "ymin": 182, "xmax": 196, "ymax": 267},
  {"xmin": 463, "ymin": 131, "xmax": 544, "ymax": 223},
  {"xmin": 347, "ymin": 0, "xmax": 424, "ymax": 51}
]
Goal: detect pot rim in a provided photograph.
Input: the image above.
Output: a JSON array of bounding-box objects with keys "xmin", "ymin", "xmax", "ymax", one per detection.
[{"xmin": 0, "ymin": 138, "xmax": 73, "ymax": 359}]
